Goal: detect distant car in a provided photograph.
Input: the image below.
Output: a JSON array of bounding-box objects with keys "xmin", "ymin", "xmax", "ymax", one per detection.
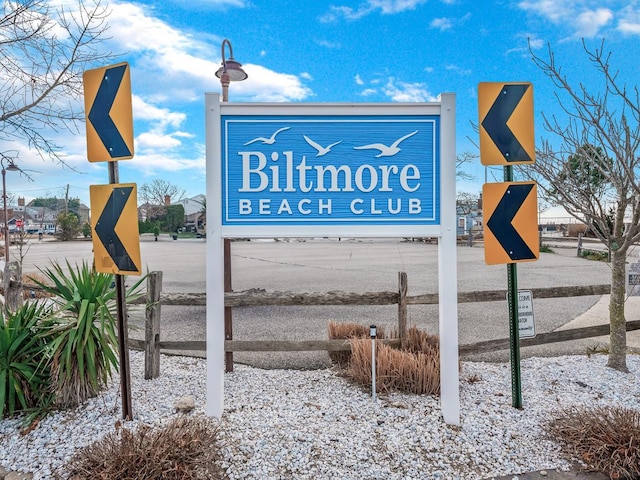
[{"xmin": 44, "ymin": 227, "xmax": 56, "ymax": 235}]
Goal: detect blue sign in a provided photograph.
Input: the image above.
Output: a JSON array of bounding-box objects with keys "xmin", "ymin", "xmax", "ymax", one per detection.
[{"xmin": 221, "ymin": 115, "xmax": 440, "ymax": 226}]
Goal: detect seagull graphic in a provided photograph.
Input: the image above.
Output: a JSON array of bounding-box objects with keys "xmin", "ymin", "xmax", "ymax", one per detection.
[
  {"xmin": 353, "ymin": 130, "xmax": 419, "ymax": 157},
  {"xmin": 303, "ymin": 135, "xmax": 342, "ymax": 157},
  {"xmin": 243, "ymin": 126, "xmax": 291, "ymax": 146}
]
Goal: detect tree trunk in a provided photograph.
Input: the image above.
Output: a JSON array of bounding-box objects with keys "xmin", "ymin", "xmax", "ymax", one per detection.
[{"xmin": 607, "ymin": 249, "xmax": 628, "ymax": 372}]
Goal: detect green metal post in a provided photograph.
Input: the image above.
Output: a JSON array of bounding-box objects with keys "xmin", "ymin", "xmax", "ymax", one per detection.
[
  {"xmin": 507, "ymin": 262, "xmax": 522, "ymax": 408},
  {"xmin": 505, "ymin": 165, "xmax": 523, "ymax": 409}
]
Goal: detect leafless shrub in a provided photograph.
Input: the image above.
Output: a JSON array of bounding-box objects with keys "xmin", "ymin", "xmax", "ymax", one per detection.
[
  {"xmin": 327, "ymin": 321, "xmax": 386, "ymax": 367},
  {"xmin": 59, "ymin": 416, "xmax": 225, "ymax": 480},
  {"xmin": 545, "ymin": 405, "xmax": 640, "ymax": 479}
]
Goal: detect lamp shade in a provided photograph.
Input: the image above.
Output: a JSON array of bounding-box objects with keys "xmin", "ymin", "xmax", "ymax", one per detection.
[{"xmin": 215, "ymin": 58, "xmax": 248, "ymax": 82}]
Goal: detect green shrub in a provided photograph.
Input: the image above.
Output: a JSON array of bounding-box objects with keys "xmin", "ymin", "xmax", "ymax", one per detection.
[
  {"xmin": 81, "ymin": 222, "xmax": 92, "ymax": 238},
  {"xmin": 31, "ymin": 261, "xmax": 144, "ymax": 408},
  {"xmin": 579, "ymin": 248, "xmax": 609, "ymax": 261},
  {"xmin": 56, "ymin": 212, "xmax": 81, "ymax": 241},
  {"xmin": 0, "ymin": 302, "xmax": 53, "ymax": 418},
  {"xmin": 539, "ymin": 244, "xmax": 554, "ymax": 253}
]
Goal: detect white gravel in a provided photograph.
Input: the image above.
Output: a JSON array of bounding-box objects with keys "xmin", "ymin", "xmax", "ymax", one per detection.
[{"xmin": 1, "ymin": 351, "xmax": 639, "ymax": 479}]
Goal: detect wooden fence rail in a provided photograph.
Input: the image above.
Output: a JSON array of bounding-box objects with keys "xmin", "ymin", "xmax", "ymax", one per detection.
[
  {"xmin": 127, "ymin": 271, "xmax": 622, "ymax": 379},
  {"xmin": 5, "ymin": 268, "xmax": 625, "ymax": 380},
  {"xmin": 128, "ymin": 283, "xmax": 612, "ymax": 307}
]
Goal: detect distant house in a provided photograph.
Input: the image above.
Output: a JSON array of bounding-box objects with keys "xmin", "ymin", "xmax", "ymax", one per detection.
[
  {"xmin": 137, "ymin": 194, "xmax": 206, "ymax": 232},
  {"xmin": 21, "ymin": 198, "xmax": 90, "ymax": 232},
  {"xmin": 173, "ymin": 194, "xmax": 205, "ymax": 231}
]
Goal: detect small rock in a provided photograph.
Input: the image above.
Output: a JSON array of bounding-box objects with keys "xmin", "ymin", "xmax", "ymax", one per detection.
[
  {"xmin": 540, "ymin": 471, "xmax": 548, "ymax": 477},
  {"xmin": 174, "ymin": 395, "xmax": 196, "ymax": 413}
]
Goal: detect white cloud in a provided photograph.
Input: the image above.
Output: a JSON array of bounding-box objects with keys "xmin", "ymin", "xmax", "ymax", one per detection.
[
  {"xmin": 106, "ymin": 1, "xmax": 312, "ymax": 104},
  {"xmin": 355, "ymin": 74, "xmax": 364, "ymax": 85},
  {"xmin": 574, "ymin": 8, "xmax": 613, "ymax": 37},
  {"xmin": 136, "ymin": 132, "xmax": 183, "ymax": 150},
  {"xmin": 132, "ymin": 96, "xmax": 186, "ymax": 129},
  {"xmin": 233, "ymin": 64, "xmax": 313, "ymax": 102},
  {"xmin": 132, "ymin": 151, "xmax": 205, "ymax": 175},
  {"xmin": 518, "ymin": 0, "xmax": 571, "ymax": 23},
  {"xmin": 505, "ymin": 33, "xmax": 544, "ymax": 56},
  {"xmin": 445, "ymin": 64, "xmax": 471, "ymax": 75},
  {"xmin": 617, "ymin": 6, "xmax": 640, "ymax": 35},
  {"xmin": 619, "ymin": 21, "xmax": 640, "ymax": 34},
  {"xmin": 316, "ymin": 39, "xmax": 342, "ymax": 48},
  {"xmin": 360, "ymin": 88, "xmax": 378, "ymax": 97},
  {"xmin": 527, "ymin": 35, "xmax": 544, "ymax": 49},
  {"xmin": 431, "ymin": 18, "xmax": 453, "ymax": 31},
  {"xmin": 430, "ymin": 12, "xmax": 471, "ymax": 32},
  {"xmin": 320, "ymin": 0, "xmax": 427, "ymax": 22},
  {"xmin": 368, "ymin": 0, "xmax": 428, "ymax": 15},
  {"xmin": 518, "ymin": 1, "xmax": 624, "ymax": 38},
  {"xmin": 383, "ymin": 78, "xmax": 436, "ymax": 102},
  {"xmin": 169, "ymin": 0, "xmax": 247, "ymax": 7}
]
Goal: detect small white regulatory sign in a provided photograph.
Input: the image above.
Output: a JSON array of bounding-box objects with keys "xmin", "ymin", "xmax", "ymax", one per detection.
[
  {"xmin": 628, "ymin": 262, "xmax": 640, "ymax": 296},
  {"xmin": 517, "ymin": 289, "xmax": 536, "ymax": 338}
]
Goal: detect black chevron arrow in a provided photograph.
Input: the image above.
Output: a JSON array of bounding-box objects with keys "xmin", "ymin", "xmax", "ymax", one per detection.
[
  {"xmin": 88, "ymin": 64, "xmax": 131, "ymax": 158},
  {"xmin": 95, "ymin": 186, "xmax": 137, "ymax": 272},
  {"xmin": 482, "ymin": 84, "xmax": 531, "ymax": 162},
  {"xmin": 486, "ymin": 183, "xmax": 535, "ymax": 261}
]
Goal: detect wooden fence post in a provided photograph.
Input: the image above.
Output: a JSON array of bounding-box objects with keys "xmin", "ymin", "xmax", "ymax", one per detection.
[
  {"xmin": 398, "ymin": 271, "xmax": 408, "ymax": 348},
  {"xmin": 145, "ymin": 271, "xmax": 162, "ymax": 380},
  {"xmin": 577, "ymin": 232, "xmax": 583, "ymax": 257},
  {"xmin": 5, "ymin": 261, "xmax": 22, "ymax": 312},
  {"xmin": 224, "ymin": 238, "xmax": 234, "ymax": 373}
]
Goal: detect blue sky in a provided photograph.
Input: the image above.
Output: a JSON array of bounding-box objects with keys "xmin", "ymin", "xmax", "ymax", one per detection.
[{"xmin": 8, "ymin": 0, "xmax": 640, "ymax": 216}]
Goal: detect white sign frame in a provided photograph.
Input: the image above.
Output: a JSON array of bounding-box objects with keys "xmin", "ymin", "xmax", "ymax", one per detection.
[{"xmin": 205, "ymin": 93, "xmax": 460, "ymax": 425}]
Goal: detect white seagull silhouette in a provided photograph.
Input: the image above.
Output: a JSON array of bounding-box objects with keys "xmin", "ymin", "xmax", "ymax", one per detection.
[
  {"xmin": 353, "ymin": 130, "xmax": 419, "ymax": 157},
  {"xmin": 244, "ymin": 126, "xmax": 291, "ymax": 146},
  {"xmin": 303, "ymin": 135, "xmax": 342, "ymax": 157}
]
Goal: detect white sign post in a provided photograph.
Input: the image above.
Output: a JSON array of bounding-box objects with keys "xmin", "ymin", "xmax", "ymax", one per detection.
[{"xmin": 205, "ymin": 94, "xmax": 460, "ymax": 425}]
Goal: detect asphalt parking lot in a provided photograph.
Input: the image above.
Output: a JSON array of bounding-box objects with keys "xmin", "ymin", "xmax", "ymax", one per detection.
[{"xmin": 18, "ymin": 234, "xmax": 621, "ymax": 369}]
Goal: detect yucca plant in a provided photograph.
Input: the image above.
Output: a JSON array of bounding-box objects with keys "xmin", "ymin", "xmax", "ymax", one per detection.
[
  {"xmin": 30, "ymin": 261, "xmax": 145, "ymax": 408},
  {"xmin": 0, "ymin": 301, "xmax": 53, "ymax": 418}
]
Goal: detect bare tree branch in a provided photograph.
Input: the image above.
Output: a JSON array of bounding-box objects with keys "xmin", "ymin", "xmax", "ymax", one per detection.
[
  {"xmin": 0, "ymin": 0, "xmax": 117, "ymax": 165},
  {"xmin": 527, "ymin": 38, "xmax": 640, "ymax": 372}
]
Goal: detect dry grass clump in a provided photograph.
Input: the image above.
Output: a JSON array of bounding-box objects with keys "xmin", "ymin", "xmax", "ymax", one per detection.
[
  {"xmin": 327, "ymin": 321, "xmax": 386, "ymax": 367},
  {"xmin": 329, "ymin": 322, "xmax": 440, "ymax": 395},
  {"xmin": 23, "ymin": 272, "xmax": 55, "ymax": 299},
  {"xmin": 545, "ymin": 405, "xmax": 640, "ymax": 479},
  {"xmin": 404, "ymin": 324, "xmax": 439, "ymax": 355},
  {"xmin": 60, "ymin": 416, "xmax": 225, "ymax": 480}
]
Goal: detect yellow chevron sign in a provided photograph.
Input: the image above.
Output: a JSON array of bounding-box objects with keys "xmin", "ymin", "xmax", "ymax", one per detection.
[
  {"xmin": 90, "ymin": 183, "xmax": 141, "ymax": 275},
  {"xmin": 479, "ymin": 82, "xmax": 534, "ymax": 166},
  {"xmin": 83, "ymin": 62, "xmax": 134, "ymax": 162},
  {"xmin": 483, "ymin": 181, "xmax": 539, "ymax": 265}
]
